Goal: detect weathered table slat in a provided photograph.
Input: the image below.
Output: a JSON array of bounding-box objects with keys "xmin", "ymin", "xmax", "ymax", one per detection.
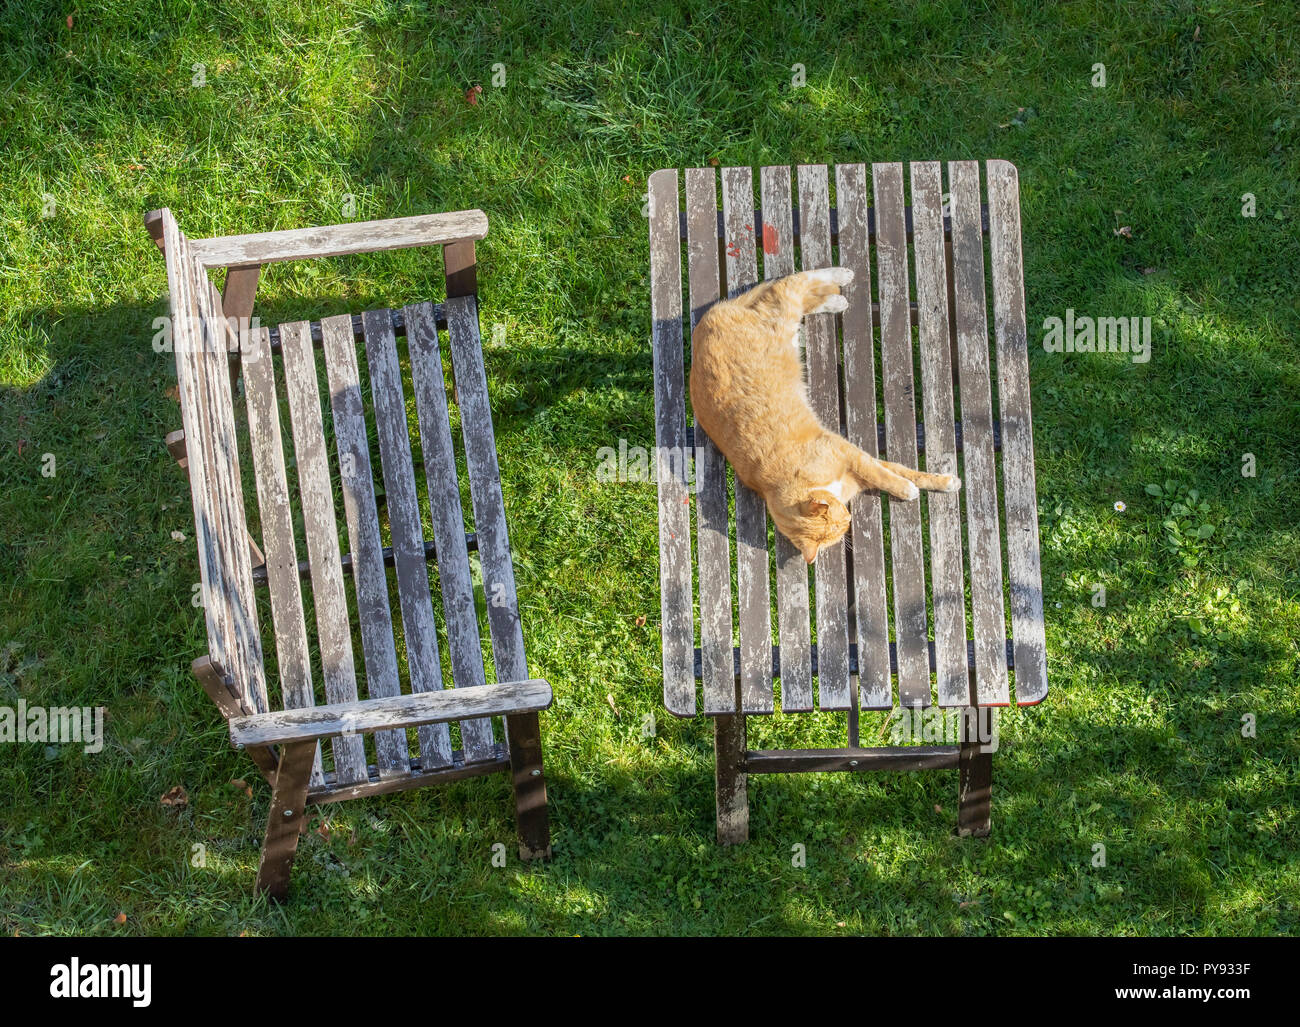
[
  {"xmin": 798, "ymin": 164, "xmax": 851, "ymax": 711},
  {"xmin": 406, "ymin": 300, "xmax": 502, "ymax": 761},
  {"xmin": 321, "ymin": 313, "xmax": 411, "ymax": 778},
  {"xmin": 835, "ymin": 164, "xmax": 892, "ymax": 711},
  {"xmin": 446, "ymin": 297, "xmax": 530, "ymax": 690},
  {"xmin": 722, "ymin": 166, "xmax": 774, "ymax": 715},
  {"xmin": 362, "ymin": 309, "xmax": 459, "ymax": 768},
  {"xmin": 242, "ymin": 326, "xmax": 325, "ymax": 786},
  {"xmin": 910, "ymin": 162, "xmax": 970, "ymax": 707},
  {"xmin": 685, "ymin": 168, "xmax": 736, "ymax": 715},
  {"xmin": 760, "ymin": 165, "xmax": 813, "ymax": 713},
  {"xmin": 949, "ymin": 161, "xmax": 1011, "ymax": 705},
  {"xmin": 987, "ymin": 160, "xmax": 1048, "ymax": 705},
  {"xmin": 279, "ymin": 318, "xmax": 368, "ymax": 785},
  {"xmin": 647, "ymin": 168, "xmax": 697, "ymax": 717},
  {"xmin": 873, "ymin": 162, "xmax": 931, "ymax": 707}
]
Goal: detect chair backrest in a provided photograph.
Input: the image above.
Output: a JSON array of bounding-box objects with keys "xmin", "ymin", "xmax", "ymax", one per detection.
[
  {"xmin": 156, "ymin": 210, "xmax": 526, "ymax": 789},
  {"xmin": 647, "ymin": 162, "xmax": 1048, "ymax": 718},
  {"xmin": 158, "ymin": 210, "xmax": 267, "ymax": 715}
]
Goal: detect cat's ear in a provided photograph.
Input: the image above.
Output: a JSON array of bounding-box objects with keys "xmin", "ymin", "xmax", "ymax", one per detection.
[
  {"xmin": 798, "ymin": 539, "xmax": 820, "ymax": 564},
  {"xmin": 801, "ymin": 489, "xmax": 843, "ymax": 519}
]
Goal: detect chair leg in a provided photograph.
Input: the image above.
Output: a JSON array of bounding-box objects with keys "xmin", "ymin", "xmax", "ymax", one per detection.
[
  {"xmin": 957, "ymin": 732, "xmax": 993, "ymax": 838},
  {"xmin": 714, "ymin": 712, "xmax": 748, "ymax": 844},
  {"xmin": 505, "ymin": 711, "xmax": 551, "ymax": 860},
  {"xmin": 254, "ymin": 741, "xmax": 316, "ymax": 900}
]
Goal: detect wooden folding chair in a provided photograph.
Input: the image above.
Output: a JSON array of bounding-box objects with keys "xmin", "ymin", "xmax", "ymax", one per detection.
[
  {"xmin": 647, "ymin": 161, "xmax": 1048, "ymax": 841},
  {"xmin": 145, "ymin": 208, "xmax": 552, "ymax": 898}
]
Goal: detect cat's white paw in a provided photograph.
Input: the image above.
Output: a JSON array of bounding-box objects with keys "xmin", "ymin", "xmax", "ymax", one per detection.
[
  {"xmin": 896, "ymin": 482, "xmax": 920, "ymax": 501},
  {"xmin": 809, "ymin": 294, "xmax": 850, "ymax": 315},
  {"xmin": 806, "ymin": 267, "xmax": 854, "ymax": 287},
  {"xmin": 941, "ymin": 475, "xmax": 962, "ymax": 493}
]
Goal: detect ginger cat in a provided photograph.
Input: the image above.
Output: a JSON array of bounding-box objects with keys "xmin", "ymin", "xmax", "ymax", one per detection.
[{"xmin": 689, "ymin": 268, "xmax": 960, "ymax": 564}]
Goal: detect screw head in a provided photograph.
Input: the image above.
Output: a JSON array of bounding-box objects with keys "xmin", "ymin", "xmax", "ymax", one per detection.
[
  {"xmin": 283, "ymin": 809, "xmax": 294, "ymax": 818},
  {"xmin": 848, "ymin": 759, "xmax": 859, "ymax": 767},
  {"xmin": 530, "ymin": 769, "xmax": 541, "ymax": 777}
]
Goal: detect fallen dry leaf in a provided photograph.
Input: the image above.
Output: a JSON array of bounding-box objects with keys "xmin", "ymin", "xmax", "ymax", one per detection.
[
  {"xmin": 113, "ymin": 912, "xmax": 127, "ymax": 925},
  {"xmin": 465, "ymin": 84, "xmax": 483, "ymax": 105},
  {"xmin": 934, "ymin": 804, "xmax": 944, "ymax": 813},
  {"xmin": 229, "ymin": 778, "xmax": 246, "ymax": 790},
  {"xmin": 634, "ymin": 614, "xmax": 646, "ymax": 627},
  {"xmin": 959, "ymin": 899, "xmax": 981, "ymax": 909},
  {"xmin": 16, "ymin": 439, "xmax": 26, "ymax": 457},
  {"xmin": 316, "ymin": 822, "xmax": 331, "ymax": 842},
  {"xmin": 66, "ymin": 15, "xmax": 73, "ymax": 29},
  {"xmin": 160, "ymin": 784, "xmax": 188, "ymax": 808},
  {"xmin": 170, "ymin": 530, "xmax": 186, "ymax": 542},
  {"xmin": 165, "ymin": 384, "xmax": 180, "ymax": 402},
  {"xmin": 1113, "ymin": 225, "xmax": 1132, "ymax": 238},
  {"xmin": 708, "ymin": 157, "xmax": 720, "ymax": 167},
  {"xmin": 605, "ymin": 693, "xmax": 621, "ymax": 719}
]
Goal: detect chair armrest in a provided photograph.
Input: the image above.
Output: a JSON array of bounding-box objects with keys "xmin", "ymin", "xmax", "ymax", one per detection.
[
  {"xmin": 185, "ymin": 210, "xmax": 489, "ymax": 268},
  {"xmin": 228, "ymin": 678, "xmax": 551, "ymax": 748}
]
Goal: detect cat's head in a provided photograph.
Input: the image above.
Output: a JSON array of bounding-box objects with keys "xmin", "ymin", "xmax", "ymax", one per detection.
[{"xmin": 770, "ymin": 488, "xmax": 852, "ymax": 564}]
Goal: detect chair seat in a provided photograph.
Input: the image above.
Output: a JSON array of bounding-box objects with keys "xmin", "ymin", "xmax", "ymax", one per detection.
[{"xmin": 228, "ymin": 679, "xmax": 552, "ymax": 748}]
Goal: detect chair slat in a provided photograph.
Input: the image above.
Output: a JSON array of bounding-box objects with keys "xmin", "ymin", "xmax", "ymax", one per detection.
[
  {"xmin": 759, "ymin": 165, "xmax": 813, "ymax": 713},
  {"xmin": 987, "ymin": 160, "xmax": 1048, "ymax": 705},
  {"xmin": 949, "ymin": 161, "xmax": 1011, "ymax": 705},
  {"xmin": 835, "ymin": 164, "xmax": 892, "ymax": 711},
  {"xmin": 647, "ymin": 168, "xmax": 696, "ymax": 717},
  {"xmin": 445, "ymin": 297, "xmax": 529, "ymax": 689},
  {"xmin": 242, "ymin": 326, "xmax": 325, "ymax": 786},
  {"xmin": 405, "ymin": 301, "xmax": 500, "ymax": 762},
  {"xmin": 164, "ymin": 218, "xmax": 230, "ymax": 684},
  {"xmin": 874, "ymin": 163, "xmax": 931, "ymax": 707},
  {"xmin": 190, "ymin": 252, "xmax": 268, "ymax": 714},
  {"xmin": 722, "ymin": 167, "xmax": 773, "ymax": 715},
  {"xmin": 362, "ymin": 309, "xmax": 458, "ymax": 768},
  {"xmin": 910, "ymin": 162, "xmax": 970, "ymax": 707},
  {"xmin": 182, "ymin": 262, "xmax": 242, "ymax": 691},
  {"xmin": 280, "ymin": 319, "xmax": 368, "ymax": 784},
  {"xmin": 321, "ymin": 314, "xmax": 410, "ymax": 778},
  {"xmin": 798, "ymin": 164, "xmax": 851, "ymax": 711},
  {"xmin": 685, "ymin": 168, "xmax": 736, "ymax": 715}
]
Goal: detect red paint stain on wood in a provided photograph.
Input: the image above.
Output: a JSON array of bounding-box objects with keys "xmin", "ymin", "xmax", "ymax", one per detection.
[{"xmin": 762, "ymin": 223, "xmax": 779, "ymax": 255}]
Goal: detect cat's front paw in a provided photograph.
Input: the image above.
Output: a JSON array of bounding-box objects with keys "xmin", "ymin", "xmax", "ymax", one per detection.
[
  {"xmin": 809, "ymin": 294, "xmax": 850, "ymax": 314},
  {"xmin": 940, "ymin": 475, "xmax": 962, "ymax": 493},
  {"xmin": 895, "ymin": 481, "xmax": 920, "ymax": 501},
  {"xmin": 810, "ymin": 266, "xmax": 855, "ymax": 287}
]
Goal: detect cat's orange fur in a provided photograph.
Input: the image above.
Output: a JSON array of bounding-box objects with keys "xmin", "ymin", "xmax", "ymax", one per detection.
[{"xmin": 690, "ymin": 267, "xmax": 960, "ymax": 564}]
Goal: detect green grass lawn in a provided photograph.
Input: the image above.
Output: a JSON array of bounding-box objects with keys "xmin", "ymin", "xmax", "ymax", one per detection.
[{"xmin": 1, "ymin": 0, "xmax": 1297, "ymax": 935}]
